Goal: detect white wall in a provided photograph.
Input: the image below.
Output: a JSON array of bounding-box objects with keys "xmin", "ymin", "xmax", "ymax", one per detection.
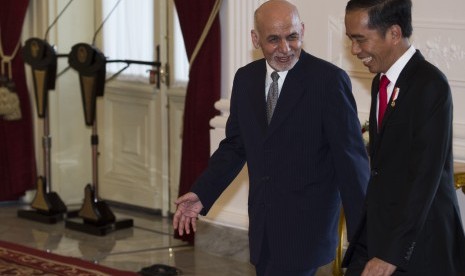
[{"xmin": 207, "ymin": 0, "xmax": 465, "ymax": 229}]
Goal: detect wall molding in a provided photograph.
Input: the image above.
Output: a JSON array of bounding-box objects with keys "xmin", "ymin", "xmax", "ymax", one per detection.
[
  {"xmin": 329, "ymin": 16, "xmax": 465, "ymax": 84},
  {"xmin": 413, "ymin": 20, "xmax": 465, "ymax": 83}
]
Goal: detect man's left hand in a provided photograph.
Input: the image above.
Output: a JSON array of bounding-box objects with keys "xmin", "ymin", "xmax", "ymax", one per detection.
[{"xmin": 361, "ymin": 257, "xmax": 397, "ymax": 276}]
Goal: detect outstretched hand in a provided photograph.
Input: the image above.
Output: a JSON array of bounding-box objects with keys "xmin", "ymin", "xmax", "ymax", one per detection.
[{"xmin": 173, "ymin": 192, "xmax": 203, "ymax": 236}]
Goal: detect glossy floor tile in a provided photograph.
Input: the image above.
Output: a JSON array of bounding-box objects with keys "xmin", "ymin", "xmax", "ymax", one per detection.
[
  {"xmin": 1, "ymin": 202, "xmax": 335, "ymax": 275},
  {"xmin": 0, "ymin": 202, "xmax": 255, "ymax": 275}
]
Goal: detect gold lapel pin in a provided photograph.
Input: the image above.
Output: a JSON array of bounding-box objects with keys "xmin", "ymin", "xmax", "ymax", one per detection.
[{"xmin": 391, "ymin": 87, "xmax": 400, "ymax": 107}]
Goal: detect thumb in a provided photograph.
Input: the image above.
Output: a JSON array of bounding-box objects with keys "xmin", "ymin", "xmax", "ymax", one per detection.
[{"xmin": 174, "ymin": 192, "xmax": 194, "ymax": 204}]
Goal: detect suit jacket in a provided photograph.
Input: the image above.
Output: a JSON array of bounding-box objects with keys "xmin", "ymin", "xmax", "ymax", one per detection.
[
  {"xmin": 344, "ymin": 50, "xmax": 465, "ymax": 275},
  {"xmin": 191, "ymin": 50, "xmax": 369, "ymax": 270}
]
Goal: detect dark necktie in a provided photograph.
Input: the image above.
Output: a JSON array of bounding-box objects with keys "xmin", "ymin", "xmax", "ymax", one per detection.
[
  {"xmin": 267, "ymin": 71, "xmax": 279, "ymax": 124},
  {"xmin": 378, "ymin": 75, "xmax": 390, "ymax": 130}
]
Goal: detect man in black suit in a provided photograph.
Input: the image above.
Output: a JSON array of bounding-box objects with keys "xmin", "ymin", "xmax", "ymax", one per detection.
[
  {"xmin": 344, "ymin": 0, "xmax": 465, "ymax": 275},
  {"xmin": 173, "ymin": 1, "xmax": 369, "ymax": 275}
]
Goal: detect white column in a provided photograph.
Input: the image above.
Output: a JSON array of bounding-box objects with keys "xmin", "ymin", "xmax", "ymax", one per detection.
[{"xmin": 203, "ymin": 0, "xmax": 262, "ymax": 229}]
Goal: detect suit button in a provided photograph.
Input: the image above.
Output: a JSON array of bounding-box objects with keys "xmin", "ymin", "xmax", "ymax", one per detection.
[
  {"xmin": 371, "ymin": 170, "xmax": 379, "ymax": 177},
  {"xmin": 262, "ymin": 176, "xmax": 270, "ymax": 182}
]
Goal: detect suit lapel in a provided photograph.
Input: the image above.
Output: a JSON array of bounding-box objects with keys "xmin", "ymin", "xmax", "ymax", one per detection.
[
  {"xmin": 265, "ymin": 52, "xmax": 307, "ymax": 138},
  {"xmin": 371, "ymin": 50, "xmax": 425, "ymax": 160},
  {"xmin": 248, "ymin": 51, "xmax": 309, "ymax": 138},
  {"xmin": 379, "ymin": 51, "xmax": 424, "ymax": 131},
  {"xmin": 266, "ymin": 70, "xmax": 305, "ymax": 136}
]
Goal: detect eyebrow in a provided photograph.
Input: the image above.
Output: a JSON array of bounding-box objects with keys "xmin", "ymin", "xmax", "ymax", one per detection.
[
  {"xmin": 346, "ymin": 33, "xmax": 364, "ymax": 39},
  {"xmin": 288, "ymin": 32, "xmax": 299, "ymax": 37},
  {"xmin": 268, "ymin": 32, "xmax": 299, "ymax": 37}
]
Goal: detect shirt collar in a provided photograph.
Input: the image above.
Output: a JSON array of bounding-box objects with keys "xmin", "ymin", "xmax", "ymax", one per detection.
[
  {"xmin": 266, "ymin": 62, "xmax": 289, "ymax": 85},
  {"xmin": 383, "ymin": 45, "xmax": 416, "ymax": 85}
]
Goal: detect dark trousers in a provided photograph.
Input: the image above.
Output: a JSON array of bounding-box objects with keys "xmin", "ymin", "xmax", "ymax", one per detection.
[{"xmin": 255, "ymin": 232, "xmax": 317, "ymax": 276}]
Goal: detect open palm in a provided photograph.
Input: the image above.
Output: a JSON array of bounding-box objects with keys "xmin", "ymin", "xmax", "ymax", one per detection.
[{"xmin": 173, "ymin": 192, "xmax": 203, "ymax": 235}]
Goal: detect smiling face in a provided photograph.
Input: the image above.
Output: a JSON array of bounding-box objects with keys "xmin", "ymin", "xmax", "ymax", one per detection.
[
  {"xmin": 251, "ymin": 1, "xmax": 304, "ymax": 72},
  {"xmin": 345, "ymin": 9, "xmax": 399, "ymax": 74}
]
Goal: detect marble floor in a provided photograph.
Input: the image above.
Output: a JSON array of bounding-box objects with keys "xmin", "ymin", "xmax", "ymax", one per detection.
[{"xmin": 0, "ymin": 201, "xmax": 335, "ymax": 276}]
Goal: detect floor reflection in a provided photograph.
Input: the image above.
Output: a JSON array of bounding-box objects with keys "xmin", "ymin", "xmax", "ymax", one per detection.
[{"xmin": 0, "ymin": 202, "xmax": 256, "ymax": 275}]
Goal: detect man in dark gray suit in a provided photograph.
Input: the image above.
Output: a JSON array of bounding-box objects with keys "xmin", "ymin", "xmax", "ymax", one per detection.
[
  {"xmin": 173, "ymin": 1, "xmax": 369, "ymax": 275},
  {"xmin": 344, "ymin": 0, "xmax": 465, "ymax": 275}
]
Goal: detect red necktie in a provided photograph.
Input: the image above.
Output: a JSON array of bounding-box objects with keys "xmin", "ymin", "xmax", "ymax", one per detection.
[{"xmin": 378, "ymin": 75, "xmax": 390, "ymax": 130}]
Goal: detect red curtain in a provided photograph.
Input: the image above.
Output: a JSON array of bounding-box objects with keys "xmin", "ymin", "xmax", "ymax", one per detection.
[
  {"xmin": 174, "ymin": 0, "xmax": 221, "ymax": 243},
  {"xmin": 0, "ymin": 0, "xmax": 36, "ymax": 201}
]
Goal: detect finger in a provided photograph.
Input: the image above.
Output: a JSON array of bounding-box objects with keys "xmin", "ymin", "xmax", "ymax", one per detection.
[
  {"xmin": 174, "ymin": 196, "xmax": 185, "ymax": 205},
  {"xmin": 175, "ymin": 193, "xmax": 193, "ymax": 204},
  {"xmin": 178, "ymin": 214, "xmax": 186, "ymax": 236},
  {"xmin": 173, "ymin": 210, "xmax": 181, "ymax": 229},
  {"xmin": 184, "ymin": 215, "xmax": 191, "ymax": 234},
  {"xmin": 191, "ymin": 217, "xmax": 197, "ymax": 232}
]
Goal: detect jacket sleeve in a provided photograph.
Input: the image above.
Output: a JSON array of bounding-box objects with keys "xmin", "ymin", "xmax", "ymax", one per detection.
[
  {"xmin": 191, "ymin": 69, "xmax": 247, "ymax": 215},
  {"xmin": 322, "ymin": 69, "xmax": 370, "ymax": 241}
]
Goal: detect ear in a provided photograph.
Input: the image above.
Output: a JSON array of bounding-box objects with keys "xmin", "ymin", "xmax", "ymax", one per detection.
[
  {"xmin": 300, "ymin": 22, "xmax": 305, "ymax": 40},
  {"xmin": 388, "ymin": 24, "xmax": 403, "ymax": 44},
  {"xmin": 251, "ymin": 30, "xmax": 260, "ymax": 49}
]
